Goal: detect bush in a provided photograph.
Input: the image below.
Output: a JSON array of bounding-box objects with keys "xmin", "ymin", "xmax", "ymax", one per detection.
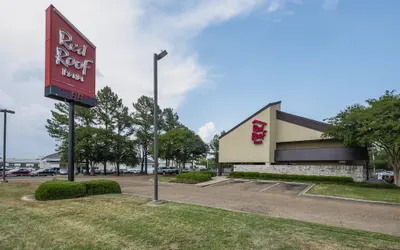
[
  {"xmin": 35, "ymin": 180, "xmax": 86, "ymax": 201},
  {"xmin": 176, "ymin": 172, "xmax": 212, "ymax": 184},
  {"xmin": 84, "ymin": 180, "xmax": 121, "ymax": 195},
  {"xmin": 199, "ymin": 169, "xmax": 216, "ymax": 177},
  {"xmin": 229, "ymin": 172, "xmax": 354, "ymax": 184}
]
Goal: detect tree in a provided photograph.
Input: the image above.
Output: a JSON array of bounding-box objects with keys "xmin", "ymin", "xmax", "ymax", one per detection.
[
  {"xmin": 95, "ymin": 86, "xmax": 119, "ymax": 174},
  {"xmin": 161, "ymin": 108, "xmax": 181, "ymax": 131},
  {"xmin": 323, "ymin": 90, "xmax": 400, "ymax": 185},
  {"xmin": 46, "ymin": 102, "xmax": 96, "ymax": 174},
  {"xmin": 132, "ymin": 96, "xmax": 162, "ymax": 174},
  {"xmin": 114, "ymin": 98, "xmax": 134, "ymax": 175},
  {"xmin": 159, "ymin": 127, "xmax": 208, "ymax": 171}
]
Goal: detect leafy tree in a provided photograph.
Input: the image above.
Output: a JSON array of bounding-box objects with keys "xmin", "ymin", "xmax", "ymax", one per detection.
[
  {"xmin": 95, "ymin": 86, "xmax": 119, "ymax": 174},
  {"xmin": 114, "ymin": 98, "xmax": 134, "ymax": 175},
  {"xmin": 132, "ymin": 96, "xmax": 162, "ymax": 174},
  {"xmin": 161, "ymin": 108, "xmax": 181, "ymax": 131},
  {"xmin": 46, "ymin": 102, "xmax": 96, "ymax": 174},
  {"xmin": 323, "ymin": 90, "xmax": 400, "ymax": 185},
  {"xmin": 159, "ymin": 127, "xmax": 208, "ymax": 171}
]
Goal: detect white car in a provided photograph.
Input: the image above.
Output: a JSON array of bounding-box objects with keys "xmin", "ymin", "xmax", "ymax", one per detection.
[
  {"xmin": 126, "ymin": 168, "xmax": 140, "ymax": 174},
  {"xmin": 376, "ymin": 171, "xmax": 394, "ymax": 180}
]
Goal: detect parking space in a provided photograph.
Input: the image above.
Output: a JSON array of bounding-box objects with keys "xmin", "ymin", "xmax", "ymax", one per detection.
[{"xmin": 209, "ymin": 179, "xmax": 309, "ymax": 196}]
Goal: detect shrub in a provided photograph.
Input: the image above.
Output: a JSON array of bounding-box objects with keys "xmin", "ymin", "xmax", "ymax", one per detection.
[
  {"xmin": 84, "ymin": 180, "xmax": 121, "ymax": 195},
  {"xmin": 176, "ymin": 172, "xmax": 212, "ymax": 184},
  {"xmin": 199, "ymin": 170, "xmax": 216, "ymax": 177},
  {"xmin": 229, "ymin": 172, "xmax": 354, "ymax": 184},
  {"xmin": 35, "ymin": 180, "xmax": 86, "ymax": 201}
]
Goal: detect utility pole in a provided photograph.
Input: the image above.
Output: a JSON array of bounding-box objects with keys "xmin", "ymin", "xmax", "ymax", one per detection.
[
  {"xmin": 68, "ymin": 102, "xmax": 75, "ymax": 182},
  {"xmin": 153, "ymin": 50, "xmax": 168, "ymax": 202},
  {"xmin": 1, "ymin": 109, "xmax": 15, "ymax": 183}
]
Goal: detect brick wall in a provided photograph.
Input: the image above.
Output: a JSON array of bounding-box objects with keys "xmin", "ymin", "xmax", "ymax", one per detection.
[{"xmin": 233, "ymin": 164, "xmax": 365, "ymax": 182}]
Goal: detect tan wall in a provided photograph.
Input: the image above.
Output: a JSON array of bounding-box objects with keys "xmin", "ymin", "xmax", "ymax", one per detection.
[
  {"xmin": 276, "ymin": 120, "xmax": 324, "ymax": 143},
  {"xmin": 219, "ymin": 104, "xmax": 279, "ymax": 163},
  {"xmin": 276, "ymin": 140, "xmax": 344, "ymax": 150}
]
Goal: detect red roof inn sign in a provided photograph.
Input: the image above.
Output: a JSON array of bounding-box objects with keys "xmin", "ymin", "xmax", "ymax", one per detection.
[
  {"xmin": 45, "ymin": 5, "xmax": 96, "ymax": 108},
  {"xmin": 251, "ymin": 119, "xmax": 267, "ymax": 144}
]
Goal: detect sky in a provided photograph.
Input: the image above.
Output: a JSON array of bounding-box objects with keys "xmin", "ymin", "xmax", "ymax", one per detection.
[{"xmin": 0, "ymin": 0, "xmax": 399, "ymax": 159}]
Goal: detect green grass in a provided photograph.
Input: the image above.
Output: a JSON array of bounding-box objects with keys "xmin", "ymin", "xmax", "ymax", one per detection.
[
  {"xmin": 158, "ymin": 176, "xmax": 177, "ymax": 182},
  {"xmin": 308, "ymin": 184, "xmax": 400, "ymax": 203},
  {"xmin": 1, "ymin": 183, "xmax": 400, "ymax": 250}
]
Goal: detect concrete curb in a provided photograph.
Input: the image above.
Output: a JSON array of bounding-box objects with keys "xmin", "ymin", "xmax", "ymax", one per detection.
[
  {"xmin": 148, "ymin": 178, "xmax": 175, "ymax": 185},
  {"xmin": 297, "ymin": 183, "xmax": 315, "ymax": 196},
  {"xmin": 21, "ymin": 195, "xmax": 37, "ymax": 202},
  {"xmin": 195, "ymin": 177, "xmax": 229, "ymax": 187},
  {"xmin": 232, "ymin": 178, "xmax": 309, "ymax": 186}
]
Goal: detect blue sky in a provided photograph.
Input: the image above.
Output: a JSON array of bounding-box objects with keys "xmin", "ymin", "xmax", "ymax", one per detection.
[
  {"xmin": 0, "ymin": 0, "xmax": 399, "ymax": 158},
  {"xmin": 181, "ymin": 0, "xmax": 400, "ymax": 136}
]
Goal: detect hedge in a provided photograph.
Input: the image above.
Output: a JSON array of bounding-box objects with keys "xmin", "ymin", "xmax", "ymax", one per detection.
[
  {"xmin": 35, "ymin": 180, "xmax": 86, "ymax": 201},
  {"xmin": 199, "ymin": 169, "xmax": 216, "ymax": 177},
  {"xmin": 84, "ymin": 180, "xmax": 122, "ymax": 195},
  {"xmin": 35, "ymin": 179, "xmax": 122, "ymax": 201},
  {"xmin": 229, "ymin": 172, "xmax": 354, "ymax": 184},
  {"xmin": 176, "ymin": 172, "xmax": 212, "ymax": 184}
]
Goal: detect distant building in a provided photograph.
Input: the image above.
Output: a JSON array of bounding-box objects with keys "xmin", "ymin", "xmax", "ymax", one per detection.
[{"xmin": 40, "ymin": 152, "xmax": 61, "ymax": 169}]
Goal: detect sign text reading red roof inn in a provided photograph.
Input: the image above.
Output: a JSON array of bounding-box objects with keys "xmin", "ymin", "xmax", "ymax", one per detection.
[{"xmin": 45, "ymin": 5, "xmax": 96, "ymax": 108}]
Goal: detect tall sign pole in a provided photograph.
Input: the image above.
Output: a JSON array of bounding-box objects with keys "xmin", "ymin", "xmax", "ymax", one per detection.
[
  {"xmin": 44, "ymin": 5, "xmax": 97, "ymax": 181},
  {"xmin": 153, "ymin": 53, "xmax": 158, "ymax": 201},
  {"xmin": 153, "ymin": 50, "xmax": 168, "ymax": 202},
  {"xmin": 1, "ymin": 109, "xmax": 15, "ymax": 183},
  {"xmin": 68, "ymin": 102, "xmax": 75, "ymax": 181}
]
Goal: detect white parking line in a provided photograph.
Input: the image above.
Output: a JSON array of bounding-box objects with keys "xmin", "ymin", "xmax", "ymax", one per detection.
[{"xmin": 259, "ymin": 182, "xmax": 280, "ymax": 192}]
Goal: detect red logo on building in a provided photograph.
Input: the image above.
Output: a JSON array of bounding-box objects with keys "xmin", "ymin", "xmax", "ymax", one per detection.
[{"xmin": 251, "ymin": 119, "xmax": 267, "ymax": 144}]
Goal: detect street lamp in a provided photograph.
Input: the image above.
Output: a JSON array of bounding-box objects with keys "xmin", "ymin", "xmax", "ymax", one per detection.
[
  {"xmin": 153, "ymin": 50, "xmax": 168, "ymax": 202},
  {"xmin": 0, "ymin": 109, "xmax": 15, "ymax": 183}
]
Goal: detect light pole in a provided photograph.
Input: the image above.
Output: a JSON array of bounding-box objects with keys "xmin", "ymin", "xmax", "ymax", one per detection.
[
  {"xmin": 1, "ymin": 109, "xmax": 15, "ymax": 183},
  {"xmin": 153, "ymin": 50, "xmax": 168, "ymax": 202}
]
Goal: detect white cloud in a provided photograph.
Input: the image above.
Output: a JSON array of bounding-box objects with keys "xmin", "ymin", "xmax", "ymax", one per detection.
[
  {"xmin": 323, "ymin": 0, "xmax": 339, "ymax": 10},
  {"xmin": 198, "ymin": 122, "xmax": 218, "ymax": 142},
  {"xmin": 0, "ymin": 0, "xmax": 266, "ymax": 158}
]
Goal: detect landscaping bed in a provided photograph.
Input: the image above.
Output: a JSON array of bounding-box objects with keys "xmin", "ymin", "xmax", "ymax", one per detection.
[
  {"xmin": 229, "ymin": 171, "xmax": 354, "ymax": 184},
  {"xmin": 35, "ymin": 179, "xmax": 121, "ymax": 201},
  {"xmin": 175, "ymin": 171, "xmax": 215, "ymax": 184}
]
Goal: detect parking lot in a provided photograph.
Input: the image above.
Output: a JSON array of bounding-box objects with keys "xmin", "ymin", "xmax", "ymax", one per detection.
[{"xmin": 209, "ymin": 179, "xmax": 310, "ymax": 196}]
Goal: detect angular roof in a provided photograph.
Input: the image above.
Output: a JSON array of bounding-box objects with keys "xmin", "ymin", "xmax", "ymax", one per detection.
[
  {"xmin": 220, "ymin": 101, "xmax": 330, "ymax": 139},
  {"xmin": 276, "ymin": 111, "xmax": 329, "ymax": 132},
  {"xmin": 42, "ymin": 152, "xmax": 61, "ymax": 160},
  {"xmin": 219, "ymin": 101, "xmax": 281, "ymax": 139}
]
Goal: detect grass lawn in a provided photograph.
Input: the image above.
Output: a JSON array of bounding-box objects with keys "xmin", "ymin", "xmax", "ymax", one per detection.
[
  {"xmin": 1, "ymin": 183, "xmax": 400, "ymax": 250},
  {"xmin": 308, "ymin": 184, "xmax": 400, "ymax": 203},
  {"xmin": 158, "ymin": 176, "xmax": 177, "ymax": 182}
]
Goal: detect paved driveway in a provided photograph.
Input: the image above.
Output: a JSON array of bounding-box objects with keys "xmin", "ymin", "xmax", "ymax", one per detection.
[{"xmin": 11, "ymin": 175, "xmax": 400, "ymax": 236}]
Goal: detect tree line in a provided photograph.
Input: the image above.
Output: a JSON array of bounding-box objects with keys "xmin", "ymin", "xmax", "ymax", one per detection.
[{"xmin": 46, "ymin": 86, "xmax": 215, "ymax": 175}]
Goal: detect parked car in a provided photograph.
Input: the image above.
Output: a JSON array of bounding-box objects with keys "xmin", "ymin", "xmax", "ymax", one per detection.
[
  {"xmin": 59, "ymin": 169, "xmax": 68, "ymax": 175},
  {"xmin": 6, "ymin": 168, "xmax": 30, "ymax": 176},
  {"xmin": 29, "ymin": 169, "xmax": 56, "ymax": 176},
  {"xmin": 157, "ymin": 167, "xmax": 179, "ymax": 175},
  {"xmin": 126, "ymin": 168, "xmax": 140, "ymax": 174}
]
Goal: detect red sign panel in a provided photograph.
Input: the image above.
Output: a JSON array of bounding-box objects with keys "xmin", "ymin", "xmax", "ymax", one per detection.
[
  {"xmin": 251, "ymin": 119, "xmax": 267, "ymax": 144},
  {"xmin": 45, "ymin": 5, "xmax": 96, "ymax": 107}
]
